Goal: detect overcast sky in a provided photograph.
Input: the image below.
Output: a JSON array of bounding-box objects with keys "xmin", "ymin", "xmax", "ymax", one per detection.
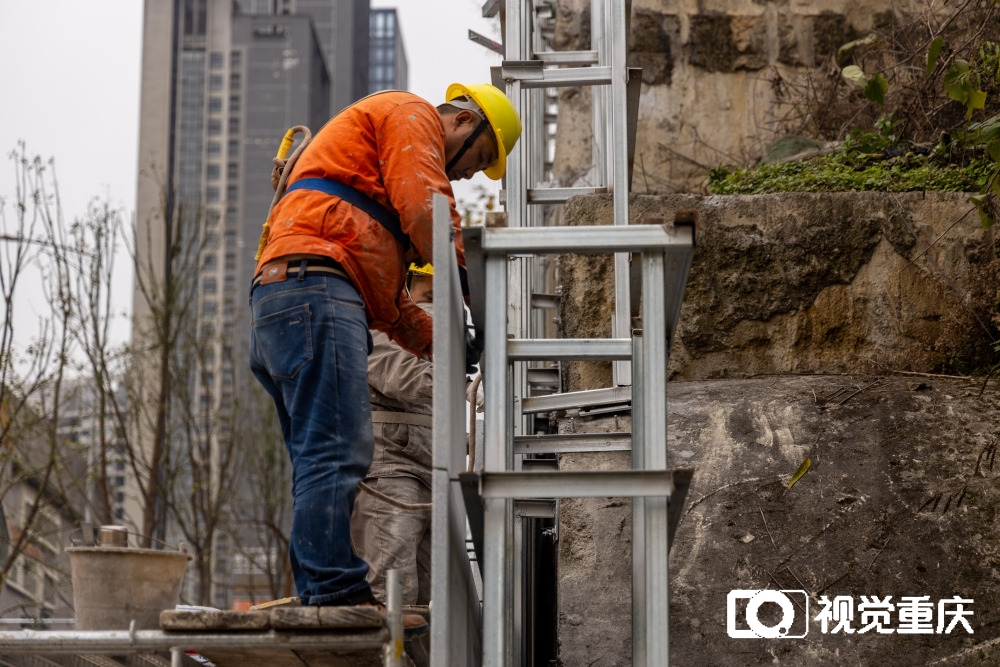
[{"xmin": 0, "ymin": 0, "xmax": 502, "ymax": 351}]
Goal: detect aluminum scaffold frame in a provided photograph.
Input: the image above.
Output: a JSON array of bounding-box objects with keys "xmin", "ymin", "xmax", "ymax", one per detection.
[{"xmin": 432, "ymin": 0, "xmax": 697, "ymax": 665}]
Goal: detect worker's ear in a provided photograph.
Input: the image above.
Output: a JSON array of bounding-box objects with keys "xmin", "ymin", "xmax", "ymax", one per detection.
[{"xmin": 453, "ymin": 109, "xmax": 478, "ymax": 128}]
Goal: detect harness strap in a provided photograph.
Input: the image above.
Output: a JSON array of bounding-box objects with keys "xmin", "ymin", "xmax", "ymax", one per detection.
[
  {"xmin": 285, "ymin": 177, "xmax": 471, "ymax": 300},
  {"xmin": 371, "ymin": 410, "xmax": 433, "ymax": 428},
  {"xmin": 285, "ymin": 178, "xmax": 411, "ymax": 252},
  {"xmin": 444, "ymin": 118, "xmax": 490, "ymax": 175}
]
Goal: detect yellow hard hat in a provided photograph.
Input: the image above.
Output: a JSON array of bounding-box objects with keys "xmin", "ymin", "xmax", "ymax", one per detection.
[
  {"xmin": 408, "ymin": 262, "xmax": 434, "ymax": 276},
  {"xmin": 446, "ymin": 83, "xmax": 522, "ymax": 180}
]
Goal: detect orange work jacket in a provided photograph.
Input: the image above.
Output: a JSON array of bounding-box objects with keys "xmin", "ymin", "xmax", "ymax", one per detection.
[{"xmin": 256, "ymin": 91, "xmax": 465, "ymax": 357}]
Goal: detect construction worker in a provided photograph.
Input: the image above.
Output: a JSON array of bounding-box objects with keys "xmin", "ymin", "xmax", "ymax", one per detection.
[
  {"xmin": 248, "ymin": 84, "xmax": 521, "ymax": 623},
  {"xmin": 351, "ymin": 262, "xmax": 435, "ymax": 608}
]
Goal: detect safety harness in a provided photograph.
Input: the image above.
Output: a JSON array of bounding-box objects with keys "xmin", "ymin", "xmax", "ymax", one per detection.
[{"xmin": 285, "ymin": 178, "xmax": 411, "ymax": 252}]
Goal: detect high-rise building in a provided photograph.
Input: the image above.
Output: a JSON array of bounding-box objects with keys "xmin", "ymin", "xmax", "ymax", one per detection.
[
  {"xmin": 369, "ymin": 8, "xmax": 408, "ymax": 93},
  {"xmin": 132, "ymin": 0, "xmax": 370, "ymax": 609}
]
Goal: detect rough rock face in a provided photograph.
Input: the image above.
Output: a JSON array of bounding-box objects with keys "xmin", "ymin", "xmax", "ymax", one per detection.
[
  {"xmin": 545, "ymin": 5, "xmax": 1000, "ymax": 664},
  {"xmin": 557, "ymin": 375, "xmax": 1000, "ymax": 666},
  {"xmin": 551, "ymin": 0, "xmax": 898, "ymax": 192},
  {"xmin": 554, "ymin": 191, "xmax": 1000, "ymax": 665},
  {"xmin": 559, "ymin": 192, "xmax": 999, "ymax": 390}
]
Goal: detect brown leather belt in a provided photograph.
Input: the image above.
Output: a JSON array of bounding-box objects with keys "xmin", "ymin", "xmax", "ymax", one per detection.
[{"xmin": 252, "ymin": 256, "xmax": 351, "ymax": 289}]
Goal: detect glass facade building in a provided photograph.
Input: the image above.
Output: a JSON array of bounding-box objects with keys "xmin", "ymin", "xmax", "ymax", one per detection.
[{"xmin": 369, "ymin": 8, "xmax": 408, "ymax": 93}]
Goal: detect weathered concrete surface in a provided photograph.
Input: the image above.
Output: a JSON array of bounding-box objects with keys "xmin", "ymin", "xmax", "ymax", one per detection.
[
  {"xmin": 550, "ymin": 1, "xmax": 947, "ymax": 193},
  {"xmin": 560, "ymin": 192, "xmax": 998, "ymax": 389},
  {"xmin": 557, "ymin": 375, "xmax": 1000, "ymax": 666}
]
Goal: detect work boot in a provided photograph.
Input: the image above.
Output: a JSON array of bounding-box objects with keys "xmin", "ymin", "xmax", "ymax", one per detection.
[{"xmin": 358, "ymin": 600, "xmax": 429, "ymax": 637}]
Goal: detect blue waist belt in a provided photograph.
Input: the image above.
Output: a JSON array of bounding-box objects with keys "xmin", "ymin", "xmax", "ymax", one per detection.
[
  {"xmin": 284, "ymin": 177, "xmax": 471, "ymax": 298},
  {"xmin": 285, "ymin": 177, "xmax": 411, "ymax": 252}
]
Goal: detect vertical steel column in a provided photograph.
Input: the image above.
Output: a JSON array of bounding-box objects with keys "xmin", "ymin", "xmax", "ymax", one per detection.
[
  {"xmin": 591, "ymin": 0, "xmax": 608, "ymax": 187},
  {"xmin": 385, "ymin": 569, "xmax": 403, "ymax": 667},
  {"xmin": 503, "ymin": 0, "xmax": 528, "ymax": 441},
  {"xmin": 513, "ymin": 507, "xmax": 525, "ymax": 664},
  {"xmin": 431, "ymin": 194, "xmax": 482, "ymax": 666},
  {"xmin": 504, "ymin": 0, "xmax": 525, "ymax": 230},
  {"xmin": 610, "ymin": 0, "xmax": 632, "ymax": 387},
  {"xmin": 502, "ymin": 3, "xmax": 530, "ymax": 663},
  {"xmin": 483, "ymin": 250, "xmax": 512, "ymax": 666},
  {"xmin": 631, "ymin": 334, "xmax": 646, "ymax": 666},
  {"xmin": 641, "ymin": 249, "xmax": 670, "ymax": 664}
]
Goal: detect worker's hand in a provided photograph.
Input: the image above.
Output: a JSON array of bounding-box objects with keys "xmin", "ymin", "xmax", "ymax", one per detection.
[{"xmin": 464, "ymin": 327, "xmax": 483, "ymax": 375}]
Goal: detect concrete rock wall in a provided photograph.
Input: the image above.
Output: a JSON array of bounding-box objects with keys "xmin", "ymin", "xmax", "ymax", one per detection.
[
  {"xmin": 553, "ymin": 192, "xmax": 1000, "ymax": 665},
  {"xmin": 547, "ymin": 4, "xmax": 1000, "ymax": 664},
  {"xmin": 559, "ymin": 192, "xmax": 998, "ymax": 389},
  {"xmin": 552, "ymin": 0, "xmax": 899, "ymax": 192},
  {"xmin": 555, "ymin": 375, "xmax": 1000, "ymax": 666}
]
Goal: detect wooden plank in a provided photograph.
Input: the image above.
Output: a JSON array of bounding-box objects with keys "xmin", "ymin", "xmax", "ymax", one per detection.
[
  {"xmin": 159, "ymin": 610, "xmax": 270, "ymax": 632},
  {"xmin": 249, "ymin": 596, "xmax": 299, "ymax": 610},
  {"xmin": 269, "ymin": 606, "xmax": 383, "ymax": 630}
]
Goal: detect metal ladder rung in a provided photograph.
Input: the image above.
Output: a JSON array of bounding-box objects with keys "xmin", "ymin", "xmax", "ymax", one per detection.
[
  {"xmin": 530, "ymin": 293, "xmax": 559, "ymax": 309},
  {"xmin": 526, "ymin": 186, "xmax": 607, "ymax": 204},
  {"xmin": 522, "ymin": 386, "xmax": 631, "ymax": 414},
  {"xmin": 472, "ymin": 470, "xmax": 674, "ymax": 499},
  {"xmin": 514, "ymin": 432, "xmax": 631, "ymax": 455},
  {"xmin": 533, "ymin": 50, "xmax": 599, "ymax": 65},
  {"xmin": 526, "ymin": 367, "xmax": 559, "ymax": 387},
  {"xmin": 521, "ymin": 458, "xmax": 559, "ymax": 472},
  {"xmin": 465, "ymin": 224, "xmax": 695, "ymax": 256},
  {"xmin": 514, "ymin": 499, "xmax": 556, "ymax": 519},
  {"xmin": 501, "ymin": 61, "xmax": 612, "ymax": 88},
  {"xmin": 509, "ymin": 338, "xmax": 631, "ymax": 362}
]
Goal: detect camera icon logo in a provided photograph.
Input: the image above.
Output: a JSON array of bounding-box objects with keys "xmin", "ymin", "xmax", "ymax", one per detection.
[{"xmin": 727, "ymin": 589, "xmax": 809, "ymax": 638}]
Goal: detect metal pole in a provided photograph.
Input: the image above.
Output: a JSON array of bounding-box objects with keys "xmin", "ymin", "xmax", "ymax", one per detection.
[
  {"xmin": 0, "ymin": 629, "xmax": 387, "ymax": 652},
  {"xmin": 642, "ymin": 250, "xmax": 670, "ymax": 664},
  {"xmin": 431, "ymin": 193, "xmax": 481, "ymax": 665},
  {"xmin": 631, "ymin": 334, "xmax": 646, "ymax": 667},
  {"xmin": 504, "ymin": 18, "xmax": 530, "ymax": 660},
  {"xmin": 483, "ymin": 251, "xmax": 511, "ymax": 666},
  {"xmin": 592, "ymin": 0, "xmax": 608, "ymax": 188},
  {"xmin": 385, "ymin": 569, "xmax": 403, "ymax": 667},
  {"xmin": 611, "ymin": 0, "xmax": 632, "ymax": 387}
]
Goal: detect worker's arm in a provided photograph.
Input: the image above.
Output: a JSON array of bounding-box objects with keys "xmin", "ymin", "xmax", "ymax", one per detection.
[
  {"xmin": 375, "ymin": 100, "xmax": 466, "ymax": 278},
  {"xmin": 381, "ymin": 290, "xmax": 434, "ymax": 358}
]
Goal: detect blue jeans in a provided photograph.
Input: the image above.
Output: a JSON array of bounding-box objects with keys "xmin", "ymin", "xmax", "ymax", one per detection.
[{"xmin": 249, "ymin": 274, "xmax": 375, "ymax": 606}]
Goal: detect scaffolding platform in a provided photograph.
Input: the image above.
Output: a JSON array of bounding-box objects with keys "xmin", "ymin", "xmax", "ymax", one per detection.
[{"xmin": 0, "ymin": 605, "xmax": 420, "ymax": 667}]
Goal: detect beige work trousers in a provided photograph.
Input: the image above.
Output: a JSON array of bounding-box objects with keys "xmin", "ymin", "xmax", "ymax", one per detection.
[{"xmin": 350, "ymin": 475, "xmax": 431, "ymax": 605}]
